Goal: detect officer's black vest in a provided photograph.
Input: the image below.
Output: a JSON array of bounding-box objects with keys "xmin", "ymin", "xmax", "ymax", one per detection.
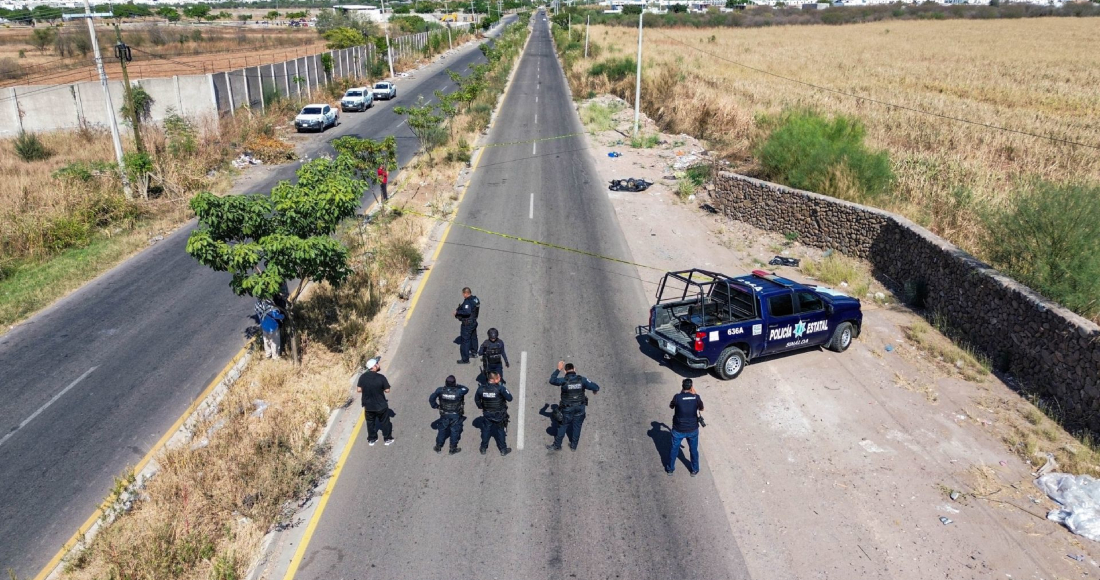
[
  {"xmin": 439, "ymin": 386, "xmax": 465, "ymax": 415},
  {"xmin": 484, "ymin": 341, "xmax": 503, "ymax": 365},
  {"xmin": 480, "ymin": 383, "xmax": 507, "ymax": 413},
  {"xmin": 560, "ymin": 374, "xmax": 586, "ymax": 407}
]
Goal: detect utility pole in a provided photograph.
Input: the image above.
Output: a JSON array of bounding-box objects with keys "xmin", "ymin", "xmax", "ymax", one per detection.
[
  {"xmin": 632, "ymin": 11, "xmax": 643, "ymax": 138},
  {"xmin": 446, "ymin": 22, "xmax": 452, "ymax": 50},
  {"xmin": 380, "ymin": 0, "xmax": 395, "ymax": 78},
  {"xmin": 584, "ymin": 14, "xmax": 589, "ymax": 58},
  {"xmin": 82, "ymin": 0, "xmax": 131, "ymax": 199},
  {"xmin": 113, "ymin": 23, "xmax": 143, "ymax": 155}
]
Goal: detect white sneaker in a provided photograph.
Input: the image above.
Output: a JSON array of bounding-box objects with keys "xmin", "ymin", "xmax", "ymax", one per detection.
[
  {"xmin": 384, "ymin": 439, "xmax": 395, "ymax": 446},
  {"xmin": 368, "ymin": 439, "xmax": 377, "ymax": 446}
]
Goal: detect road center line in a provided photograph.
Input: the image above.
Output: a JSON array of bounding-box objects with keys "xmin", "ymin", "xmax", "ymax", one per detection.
[
  {"xmin": 0, "ymin": 366, "xmax": 97, "ymax": 449},
  {"xmin": 529, "ymin": 193, "xmax": 534, "ymax": 219},
  {"xmin": 517, "ymin": 351, "xmax": 527, "ymax": 450},
  {"xmin": 534, "ymin": 113, "xmax": 537, "ymax": 124},
  {"xmin": 533, "ymin": 141, "xmax": 537, "ymax": 155}
]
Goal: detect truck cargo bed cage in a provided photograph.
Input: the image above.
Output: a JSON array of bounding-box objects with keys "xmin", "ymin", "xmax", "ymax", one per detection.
[{"xmin": 655, "ymin": 269, "xmax": 760, "ymax": 322}]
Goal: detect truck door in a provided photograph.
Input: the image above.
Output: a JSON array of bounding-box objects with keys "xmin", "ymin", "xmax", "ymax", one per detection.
[
  {"xmin": 762, "ymin": 291, "xmax": 800, "ymax": 356},
  {"xmin": 795, "ymin": 290, "xmax": 832, "ymax": 347}
]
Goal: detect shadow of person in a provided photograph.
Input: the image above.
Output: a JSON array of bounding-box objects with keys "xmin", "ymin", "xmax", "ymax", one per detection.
[
  {"xmin": 539, "ymin": 403, "xmax": 559, "ymax": 437},
  {"xmin": 634, "ymin": 334, "xmax": 708, "ymax": 380},
  {"xmin": 647, "ymin": 421, "xmax": 678, "ymax": 469}
]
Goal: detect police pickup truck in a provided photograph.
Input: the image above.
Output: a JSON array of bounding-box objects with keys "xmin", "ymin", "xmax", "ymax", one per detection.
[{"xmin": 647, "ymin": 269, "xmax": 863, "ymax": 380}]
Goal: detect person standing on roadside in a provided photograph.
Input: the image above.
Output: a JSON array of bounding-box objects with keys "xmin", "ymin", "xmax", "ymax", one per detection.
[
  {"xmin": 454, "ymin": 287, "xmax": 480, "ymax": 365},
  {"xmin": 256, "ymin": 299, "xmax": 285, "ymax": 359},
  {"xmin": 377, "ymin": 165, "xmax": 389, "ymax": 203},
  {"xmin": 357, "ymin": 357, "xmax": 395, "ymax": 446},
  {"xmin": 547, "ymin": 361, "xmax": 599, "ymax": 451},
  {"xmin": 666, "ymin": 378, "xmax": 703, "ymax": 477}
]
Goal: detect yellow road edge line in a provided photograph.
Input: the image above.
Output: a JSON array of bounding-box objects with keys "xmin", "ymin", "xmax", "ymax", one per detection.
[
  {"xmin": 282, "ymin": 414, "xmax": 365, "ymax": 580},
  {"xmin": 404, "ymin": 145, "xmax": 486, "ymax": 324},
  {"xmin": 32, "ymin": 344, "xmax": 250, "ymax": 580}
]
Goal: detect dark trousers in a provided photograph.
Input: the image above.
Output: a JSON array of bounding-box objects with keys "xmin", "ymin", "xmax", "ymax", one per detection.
[
  {"xmin": 436, "ymin": 413, "xmax": 464, "ymax": 448},
  {"xmin": 480, "ymin": 414, "xmax": 508, "ymax": 450},
  {"xmin": 459, "ymin": 322, "xmax": 478, "ymax": 362},
  {"xmin": 380, "ymin": 181, "xmax": 388, "ymax": 202},
  {"xmin": 554, "ymin": 406, "xmax": 586, "ymax": 448},
  {"xmin": 365, "ymin": 408, "xmax": 392, "ymax": 442}
]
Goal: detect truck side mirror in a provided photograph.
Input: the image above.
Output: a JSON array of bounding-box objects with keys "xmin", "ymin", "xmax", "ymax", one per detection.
[{"xmin": 826, "ymin": 303, "xmax": 834, "ymax": 315}]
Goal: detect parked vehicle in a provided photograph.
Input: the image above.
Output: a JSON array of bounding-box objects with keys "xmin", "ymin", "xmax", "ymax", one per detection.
[
  {"xmin": 341, "ymin": 87, "xmax": 373, "ymax": 112},
  {"xmin": 647, "ymin": 269, "xmax": 863, "ymax": 380},
  {"xmin": 372, "ymin": 81, "xmax": 397, "ymax": 100},
  {"xmin": 294, "ymin": 104, "xmax": 338, "ymax": 132}
]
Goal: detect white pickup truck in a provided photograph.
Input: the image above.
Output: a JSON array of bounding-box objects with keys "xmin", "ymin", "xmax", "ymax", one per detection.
[
  {"xmin": 372, "ymin": 81, "xmax": 397, "ymax": 101},
  {"xmin": 340, "ymin": 87, "xmax": 373, "ymax": 112},
  {"xmin": 294, "ymin": 104, "xmax": 338, "ymax": 133}
]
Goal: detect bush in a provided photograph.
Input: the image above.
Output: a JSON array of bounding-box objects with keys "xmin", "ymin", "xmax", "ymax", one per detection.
[
  {"xmin": 983, "ymin": 180, "xmax": 1100, "ymax": 320},
  {"xmin": 589, "ymin": 57, "xmax": 636, "ymax": 82},
  {"xmin": 14, "ymin": 131, "xmax": 52, "ymax": 162},
  {"xmin": 754, "ymin": 109, "xmax": 893, "ymax": 203}
]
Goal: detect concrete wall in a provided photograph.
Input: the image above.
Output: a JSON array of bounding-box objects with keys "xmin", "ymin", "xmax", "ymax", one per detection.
[
  {"xmin": 1, "ymin": 30, "xmax": 450, "ymax": 137},
  {"xmin": 710, "ymin": 172, "xmax": 1100, "ymax": 427}
]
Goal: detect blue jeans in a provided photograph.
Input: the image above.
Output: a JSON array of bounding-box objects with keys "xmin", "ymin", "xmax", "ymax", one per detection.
[{"xmin": 667, "ymin": 429, "xmax": 699, "ymax": 473}]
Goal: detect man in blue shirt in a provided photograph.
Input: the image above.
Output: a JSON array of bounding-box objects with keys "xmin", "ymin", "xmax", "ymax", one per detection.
[
  {"xmin": 667, "ymin": 378, "xmax": 703, "ymax": 477},
  {"xmin": 547, "ymin": 361, "xmax": 599, "ymax": 451},
  {"xmin": 257, "ymin": 300, "xmax": 285, "ymax": 359},
  {"xmin": 429, "ymin": 375, "xmax": 469, "ymax": 454}
]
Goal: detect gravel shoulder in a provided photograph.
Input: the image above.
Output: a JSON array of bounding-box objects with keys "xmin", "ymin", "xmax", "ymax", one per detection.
[{"xmin": 582, "ymin": 95, "xmax": 1098, "ymax": 580}]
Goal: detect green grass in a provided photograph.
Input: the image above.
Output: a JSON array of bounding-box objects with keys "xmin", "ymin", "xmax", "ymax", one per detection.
[
  {"xmin": 800, "ymin": 252, "xmax": 871, "ymax": 298},
  {"xmin": 0, "ymin": 233, "xmax": 146, "ymax": 330},
  {"xmin": 580, "ymin": 102, "xmax": 620, "ymax": 132},
  {"xmin": 630, "ymin": 132, "xmax": 660, "ymax": 148}
]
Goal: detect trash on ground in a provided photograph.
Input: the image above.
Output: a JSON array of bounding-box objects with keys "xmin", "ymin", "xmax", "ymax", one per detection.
[
  {"xmin": 232, "ymin": 154, "xmax": 263, "ymax": 169},
  {"xmin": 885, "ymin": 345, "xmax": 894, "ymax": 352},
  {"xmin": 769, "ymin": 256, "xmax": 801, "ymax": 267},
  {"xmin": 700, "ymin": 203, "xmax": 718, "ymax": 214},
  {"xmin": 1036, "ymin": 473, "xmax": 1100, "ymax": 542},
  {"xmin": 1035, "ymin": 452, "xmax": 1059, "ymax": 477},
  {"xmin": 608, "ymin": 151, "xmax": 622, "ymax": 158},
  {"xmin": 939, "ymin": 516, "xmax": 953, "ymax": 525},
  {"xmin": 609, "ymin": 178, "xmax": 653, "ymax": 192},
  {"xmin": 950, "ymin": 491, "xmax": 960, "ymax": 501},
  {"xmin": 251, "ymin": 399, "xmax": 269, "ymax": 418},
  {"xmin": 1068, "ymin": 554, "xmax": 1086, "ymax": 562}
]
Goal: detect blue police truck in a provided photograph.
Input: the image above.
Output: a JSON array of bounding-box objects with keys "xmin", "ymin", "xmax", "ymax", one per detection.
[{"xmin": 647, "ymin": 269, "xmax": 863, "ymax": 380}]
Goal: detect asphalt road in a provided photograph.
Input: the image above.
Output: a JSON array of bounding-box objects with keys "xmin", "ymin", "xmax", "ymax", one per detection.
[
  {"xmin": 0, "ymin": 21, "xmax": 513, "ymax": 578},
  {"xmin": 289, "ymin": 13, "xmax": 752, "ymax": 579}
]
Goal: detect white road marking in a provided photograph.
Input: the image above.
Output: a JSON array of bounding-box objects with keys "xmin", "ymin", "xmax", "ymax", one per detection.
[
  {"xmin": 529, "ymin": 193, "xmax": 534, "ymax": 219},
  {"xmin": 0, "ymin": 366, "xmax": 97, "ymax": 449},
  {"xmin": 533, "ymin": 141, "xmax": 537, "ymax": 155},
  {"xmin": 517, "ymin": 351, "xmax": 527, "ymax": 450},
  {"xmin": 535, "ymin": 95, "xmax": 538, "ymax": 103},
  {"xmin": 534, "ymin": 113, "xmax": 537, "ymax": 124}
]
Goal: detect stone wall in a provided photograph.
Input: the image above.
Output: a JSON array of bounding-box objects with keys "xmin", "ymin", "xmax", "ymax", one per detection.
[{"xmin": 711, "ymin": 172, "xmax": 1100, "ymax": 428}]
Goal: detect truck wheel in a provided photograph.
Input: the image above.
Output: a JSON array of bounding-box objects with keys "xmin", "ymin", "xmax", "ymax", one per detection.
[
  {"xmin": 827, "ymin": 322, "xmax": 855, "ymax": 353},
  {"xmin": 712, "ymin": 346, "xmax": 747, "ymax": 381}
]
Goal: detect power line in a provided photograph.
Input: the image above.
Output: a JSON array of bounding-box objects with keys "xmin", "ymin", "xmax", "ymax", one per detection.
[{"xmin": 648, "ymin": 28, "xmax": 1100, "ymax": 152}]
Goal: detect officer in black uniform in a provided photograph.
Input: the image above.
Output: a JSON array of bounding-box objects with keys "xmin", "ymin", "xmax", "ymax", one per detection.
[
  {"xmin": 547, "ymin": 361, "xmax": 600, "ymax": 451},
  {"xmin": 429, "ymin": 375, "xmax": 469, "ymax": 454},
  {"xmin": 478, "ymin": 328, "xmax": 510, "ymax": 380},
  {"xmin": 475, "ymin": 370, "xmax": 513, "ymax": 456},
  {"xmin": 454, "ymin": 287, "xmax": 480, "ymax": 364}
]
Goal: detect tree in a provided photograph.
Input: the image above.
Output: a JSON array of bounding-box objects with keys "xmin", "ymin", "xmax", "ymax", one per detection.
[
  {"xmin": 670, "ymin": 3, "xmax": 688, "ymax": 12},
  {"xmin": 622, "ymin": 5, "xmax": 643, "ymax": 15},
  {"xmin": 315, "ymin": 8, "xmax": 376, "ymax": 36},
  {"xmin": 265, "ymin": 10, "xmax": 281, "ymax": 20},
  {"xmin": 182, "ymin": 4, "xmax": 211, "ymax": 21},
  {"xmin": 157, "ymin": 6, "xmax": 181, "ymax": 21},
  {"xmin": 186, "ymin": 143, "xmax": 396, "ymax": 363},
  {"xmin": 393, "ymin": 96, "xmax": 445, "ymax": 162},
  {"xmin": 323, "ymin": 26, "xmax": 366, "ymax": 49},
  {"xmin": 30, "ymin": 28, "xmax": 56, "ymax": 54},
  {"xmin": 320, "ymin": 52, "xmax": 334, "ymax": 84},
  {"xmin": 237, "ymin": 13, "xmax": 252, "ymax": 21}
]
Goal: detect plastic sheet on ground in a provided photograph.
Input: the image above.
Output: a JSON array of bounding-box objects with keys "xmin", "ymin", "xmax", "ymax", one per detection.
[{"xmin": 1036, "ymin": 473, "xmax": 1100, "ymax": 542}]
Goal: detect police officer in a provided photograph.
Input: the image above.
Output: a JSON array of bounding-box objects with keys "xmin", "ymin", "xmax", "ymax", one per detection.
[
  {"xmin": 478, "ymin": 328, "xmax": 510, "ymax": 379},
  {"xmin": 429, "ymin": 375, "xmax": 469, "ymax": 454},
  {"xmin": 475, "ymin": 371, "xmax": 513, "ymax": 456},
  {"xmin": 454, "ymin": 287, "xmax": 480, "ymax": 364},
  {"xmin": 667, "ymin": 378, "xmax": 704, "ymax": 477},
  {"xmin": 547, "ymin": 361, "xmax": 600, "ymax": 451}
]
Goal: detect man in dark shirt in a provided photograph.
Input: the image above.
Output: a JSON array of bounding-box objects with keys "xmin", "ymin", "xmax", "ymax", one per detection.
[
  {"xmin": 667, "ymin": 378, "xmax": 703, "ymax": 476},
  {"xmin": 357, "ymin": 357, "xmax": 394, "ymax": 446}
]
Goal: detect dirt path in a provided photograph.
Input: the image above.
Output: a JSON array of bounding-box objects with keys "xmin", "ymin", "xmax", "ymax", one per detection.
[{"xmin": 583, "ymin": 95, "xmax": 1098, "ymax": 580}]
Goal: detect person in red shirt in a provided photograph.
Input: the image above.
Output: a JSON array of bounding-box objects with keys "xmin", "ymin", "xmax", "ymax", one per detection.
[{"xmin": 377, "ymin": 166, "xmax": 389, "ymax": 203}]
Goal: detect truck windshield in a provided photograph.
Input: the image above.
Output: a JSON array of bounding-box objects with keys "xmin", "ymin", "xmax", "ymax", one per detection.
[
  {"xmin": 374, "ymin": 83, "xmax": 388, "ymax": 89},
  {"xmin": 345, "ymin": 91, "xmax": 362, "ymax": 97},
  {"xmin": 301, "ymin": 107, "xmax": 322, "ymax": 115}
]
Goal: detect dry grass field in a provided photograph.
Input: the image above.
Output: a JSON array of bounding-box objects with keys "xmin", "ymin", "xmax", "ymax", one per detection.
[{"xmin": 575, "ymin": 18, "xmax": 1100, "ymax": 257}]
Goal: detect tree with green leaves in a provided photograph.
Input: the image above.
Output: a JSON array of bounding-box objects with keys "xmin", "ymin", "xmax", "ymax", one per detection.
[
  {"xmin": 265, "ymin": 10, "xmax": 281, "ymax": 20},
  {"xmin": 157, "ymin": 6, "xmax": 181, "ymax": 21},
  {"xmin": 323, "ymin": 26, "xmax": 366, "ymax": 50},
  {"xmin": 30, "ymin": 28, "xmax": 56, "ymax": 54},
  {"xmin": 186, "ymin": 142, "xmax": 396, "ymax": 362},
  {"xmin": 237, "ymin": 13, "xmax": 252, "ymax": 21},
  {"xmin": 394, "ymin": 96, "xmax": 445, "ymax": 163},
  {"xmin": 182, "ymin": 3, "xmax": 211, "ymax": 21}
]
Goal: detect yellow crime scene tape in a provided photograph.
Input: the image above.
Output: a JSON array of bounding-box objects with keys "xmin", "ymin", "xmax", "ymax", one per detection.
[{"xmin": 398, "ymin": 206, "xmax": 664, "ymax": 272}]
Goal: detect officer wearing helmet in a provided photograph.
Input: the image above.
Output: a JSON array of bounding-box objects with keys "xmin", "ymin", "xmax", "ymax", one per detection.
[
  {"xmin": 478, "ymin": 328, "xmax": 510, "ymax": 380},
  {"xmin": 429, "ymin": 375, "xmax": 469, "ymax": 454},
  {"xmin": 547, "ymin": 361, "xmax": 600, "ymax": 451},
  {"xmin": 475, "ymin": 370, "xmax": 513, "ymax": 456},
  {"xmin": 454, "ymin": 287, "xmax": 480, "ymax": 364}
]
